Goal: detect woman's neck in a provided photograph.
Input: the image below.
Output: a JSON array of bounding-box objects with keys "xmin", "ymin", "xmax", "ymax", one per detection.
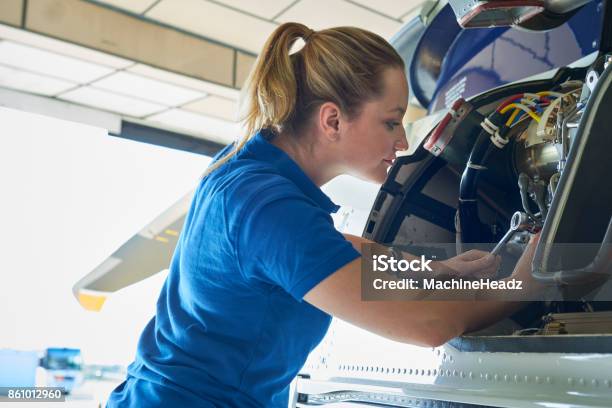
[{"xmin": 270, "ymin": 132, "xmax": 339, "ymax": 187}]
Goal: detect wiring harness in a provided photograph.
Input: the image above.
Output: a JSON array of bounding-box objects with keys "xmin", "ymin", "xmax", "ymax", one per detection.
[{"xmin": 458, "ymin": 91, "xmax": 562, "ymax": 243}]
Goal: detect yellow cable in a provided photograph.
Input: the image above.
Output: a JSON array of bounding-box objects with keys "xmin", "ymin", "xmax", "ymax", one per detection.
[
  {"xmin": 506, "ymin": 108, "xmax": 521, "ymax": 126},
  {"xmin": 500, "ymin": 103, "xmax": 541, "ymax": 123},
  {"xmin": 536, "ymin": 91, "xmax": 563, "ymax": 97}
]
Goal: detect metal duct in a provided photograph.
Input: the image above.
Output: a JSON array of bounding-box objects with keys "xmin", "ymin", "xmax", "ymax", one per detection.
[{"xmin": 448, "ymin": 0, "xmax": 593, "ymax": 28}]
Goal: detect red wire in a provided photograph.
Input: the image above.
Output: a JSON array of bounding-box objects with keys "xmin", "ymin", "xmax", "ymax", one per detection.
[
  {"xmin": 496, "ymin": 93, "xmax": 525, "ymax": 112},
  {"xmin": 495, "ymin": 93, "xmax": 553, "ymax": 113}
]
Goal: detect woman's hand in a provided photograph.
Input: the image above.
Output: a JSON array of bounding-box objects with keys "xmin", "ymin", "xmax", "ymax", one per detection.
[
  {"xmin": 434, "ymin": 249, "xmax": 501, "ymax": 279},
  {"xmin": 507, "ymin": 233, "xmax": 546, "ymax": 297}
]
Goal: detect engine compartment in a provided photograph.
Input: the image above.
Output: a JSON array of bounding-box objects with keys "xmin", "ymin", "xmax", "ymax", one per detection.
[{"xmin": 364, "ymin": 55, "xmax": 612, "ymax": 342}]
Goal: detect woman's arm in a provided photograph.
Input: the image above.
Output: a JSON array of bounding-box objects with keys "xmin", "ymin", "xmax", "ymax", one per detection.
[{"xmin": 303, "ymin": 234, "xmax": 539, "ymax": 347}]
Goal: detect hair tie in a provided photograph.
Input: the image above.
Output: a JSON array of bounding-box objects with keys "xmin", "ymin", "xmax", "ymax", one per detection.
[{"xmin": 303, "ymin": 28, "xmax": 316, "ymax": 43}]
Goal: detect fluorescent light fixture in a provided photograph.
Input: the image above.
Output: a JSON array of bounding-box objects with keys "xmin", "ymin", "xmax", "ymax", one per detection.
[
  {"xmin": 147, "ymin": 108, "xmax": 239, "ymax": 145},
  {"xmin": 127, "ymin": 63, "xmax": 240, "ymax": 100},
  {"xmin": 0, "ymin": 23, "xmax": 133, "ymax": 69},
  {"xmin": 0, "ymin": 40, "xmax": 114, "ymax": 83},
  {"xmin": 59, "ymin": 86, "xmax": 166, "ymax": 118},
  {"xmin": 0, "ymin": 87, "xmax": 121, "ymax": 133},
  {"xmin": 0, "ymin": 64, "xmax": 76, "ymax": 96},
  {"xmin": 182, "ymin": 95, "xmax": 238, "ymax": 121},
  {"xmin": 92, "ymin": 71, "xmax": 205, "ymax": 106}
]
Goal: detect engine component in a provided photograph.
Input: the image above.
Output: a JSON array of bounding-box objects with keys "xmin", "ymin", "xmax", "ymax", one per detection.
[
  {"xmin": 514, "ymin": 86, "xmax": 582, "ymax": 182},
  {"xmin": 541, "ymin": 311, "xmax": 612, "ymax": 335},
  {"xmin": 491, "ymin": 211, "xmax": 541, "ymax": 255}
]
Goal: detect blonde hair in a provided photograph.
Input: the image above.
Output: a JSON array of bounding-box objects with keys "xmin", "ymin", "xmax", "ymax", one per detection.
[{"xmin": 203, "ymin": 22, "xmax": 404, "ymax": 176}]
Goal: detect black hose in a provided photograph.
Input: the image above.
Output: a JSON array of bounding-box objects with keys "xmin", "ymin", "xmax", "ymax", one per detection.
[{"xmin": 458, "ymin": 128, "xmax": 496, "ymax": 243}]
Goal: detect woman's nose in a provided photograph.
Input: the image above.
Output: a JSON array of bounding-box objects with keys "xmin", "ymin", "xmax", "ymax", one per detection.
[{"xmin": 395, "ymin": 134, "xmax": 409, "ymax": 151}]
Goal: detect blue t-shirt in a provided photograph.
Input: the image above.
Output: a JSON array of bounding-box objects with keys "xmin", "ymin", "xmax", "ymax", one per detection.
[{"xmin": 107, "ymin": 129, "xmax": 361, "ymax": 407}]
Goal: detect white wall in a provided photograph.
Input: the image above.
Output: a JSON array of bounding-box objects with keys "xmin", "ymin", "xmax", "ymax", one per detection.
[
  {"xmin": 0, "ymin": 107, "xmax": 211, "ymax": 366},
  {"xmin": 323, "ymin": 174, "xmax": 381, "ymax": 235}
]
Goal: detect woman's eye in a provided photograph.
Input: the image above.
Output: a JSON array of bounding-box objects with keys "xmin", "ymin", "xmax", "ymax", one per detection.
[{"xmin": 386, "ymin": 121, "xmax": 400, "ymax": 131}]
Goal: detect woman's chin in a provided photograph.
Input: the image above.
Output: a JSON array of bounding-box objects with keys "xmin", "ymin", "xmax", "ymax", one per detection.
[{"xmin": 367, "ymin": 169, "xmax": 388, "ymax": 184}]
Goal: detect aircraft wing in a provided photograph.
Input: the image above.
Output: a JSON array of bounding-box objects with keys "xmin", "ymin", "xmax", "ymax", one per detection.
[{"xmin": 72, "ymin": 191, "xmax": 193, "ymax": 311}]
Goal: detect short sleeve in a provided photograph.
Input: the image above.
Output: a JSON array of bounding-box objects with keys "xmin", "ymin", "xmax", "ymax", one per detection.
[{"xmin": 236, "ymin": 189, "xmax": 361, "ymax": 301}]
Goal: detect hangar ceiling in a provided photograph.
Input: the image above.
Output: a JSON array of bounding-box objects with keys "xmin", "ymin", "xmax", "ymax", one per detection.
[
  {"xmin": 0, "ymin": 0, "xmax": 424, "ymax": 145},
  {"xmin": 93, "ymin": 0, "xmax": 422, "ymax": 54}
]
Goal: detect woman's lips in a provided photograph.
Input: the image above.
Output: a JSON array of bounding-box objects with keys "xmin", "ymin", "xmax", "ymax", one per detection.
[{"xmin": 383, "ymin": 158, "xmax": 395, "ymax": 166}]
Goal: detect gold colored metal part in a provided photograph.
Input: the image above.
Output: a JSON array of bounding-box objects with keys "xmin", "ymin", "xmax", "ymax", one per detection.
[{"xmin": 541, "ymin": 312, "xmax": 612, "ymax": 335}]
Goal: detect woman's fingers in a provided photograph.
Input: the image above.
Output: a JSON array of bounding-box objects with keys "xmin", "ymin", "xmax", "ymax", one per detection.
[
  {"xmin": 456, "ymin": 249, "xmax": 490, "ymax": 261},
  {"xmin": 452, "ymin": 250, "xmax": 500, "ymax": 277}
]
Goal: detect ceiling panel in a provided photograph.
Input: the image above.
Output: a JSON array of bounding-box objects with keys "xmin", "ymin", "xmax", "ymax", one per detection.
[
  {"xmin": 93, "ymin": 0, "xmax": 158, "ymax": 14},
  {"xmin": 0, "ymin": 0, "xmax": 23, "ymax": 27},
  {"xmin": 213, "ymin": 0, "xmax": 295, "ymax": 20},
  {"xmin": 146, "ymin": 0, "xmax": 277, "ymax": 54},
  {"xmin": 27, "ymin": 0, "xmax": 235, "ymax": 87},
  {"xmin": 0, "ymin": 64, "xmax": 76, "ymax": 96},
  {"xmin": 92, "ymin": 71, "xmax": 204, "ymax": 106},
  {"xmin": 349, "ymin": 0, "xmax": 423, "ymax": 20},
  {"xmin": 0, "ymin": 40, "xmax": 114, "ymax": 83},
  {"xmin": 59, "ymin": 86, "xmax": 166, "ymax": 117},
  {"xmin": 127, "ymin": 64, "xmax": 240, "ymax": 100},
  {"xmin": 276, "ymin": 0, "xmax": 401, "ymax": 39},
  {"xmin": 182, "ymin": 95, "xmax": 238, "ymax": 122},
  {"xmin": 0, "ymin": 24, "xmax": 133, "ymax": 69},
  {"xmin": 146, "ymin": 108, "xmax": 240, "ymax": 145}
]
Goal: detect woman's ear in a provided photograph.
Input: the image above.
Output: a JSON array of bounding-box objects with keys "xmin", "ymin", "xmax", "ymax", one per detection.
[{"xmin": 318, "ymin": 102, "xmax": 341, "ymax": 142}]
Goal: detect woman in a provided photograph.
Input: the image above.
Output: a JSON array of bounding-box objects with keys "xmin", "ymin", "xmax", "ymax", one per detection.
[{"xmin": 108, "ymin": 22, "xmax": 537, "ymax": 407}]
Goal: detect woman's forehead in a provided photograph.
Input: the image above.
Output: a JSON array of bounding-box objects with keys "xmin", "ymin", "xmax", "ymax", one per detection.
[{"xmin": 379, "ymin": 68, "xmax": 408, "ymax": 109}]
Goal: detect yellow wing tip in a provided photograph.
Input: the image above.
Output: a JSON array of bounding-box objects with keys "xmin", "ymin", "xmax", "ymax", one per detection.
[{"xmin": 78, "ymin": 293, "xmax": 107, "ymax": 311}]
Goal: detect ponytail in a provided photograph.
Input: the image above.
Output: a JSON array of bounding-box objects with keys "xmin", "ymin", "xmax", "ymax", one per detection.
[{"xmin": 202, "ymin": 22, "xmax": 403, "ymax": 177}]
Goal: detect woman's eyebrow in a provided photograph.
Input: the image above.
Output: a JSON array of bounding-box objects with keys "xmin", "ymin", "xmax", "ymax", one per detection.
[{"xmin": 388, "ymin": 107, "xmax": 406, "ymax": 115}]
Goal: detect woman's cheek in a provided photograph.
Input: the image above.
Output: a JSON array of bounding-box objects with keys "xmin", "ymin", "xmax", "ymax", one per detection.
[{"xmin": 372, "ymin": 163, "xmax": 388, "ymax": 184}]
